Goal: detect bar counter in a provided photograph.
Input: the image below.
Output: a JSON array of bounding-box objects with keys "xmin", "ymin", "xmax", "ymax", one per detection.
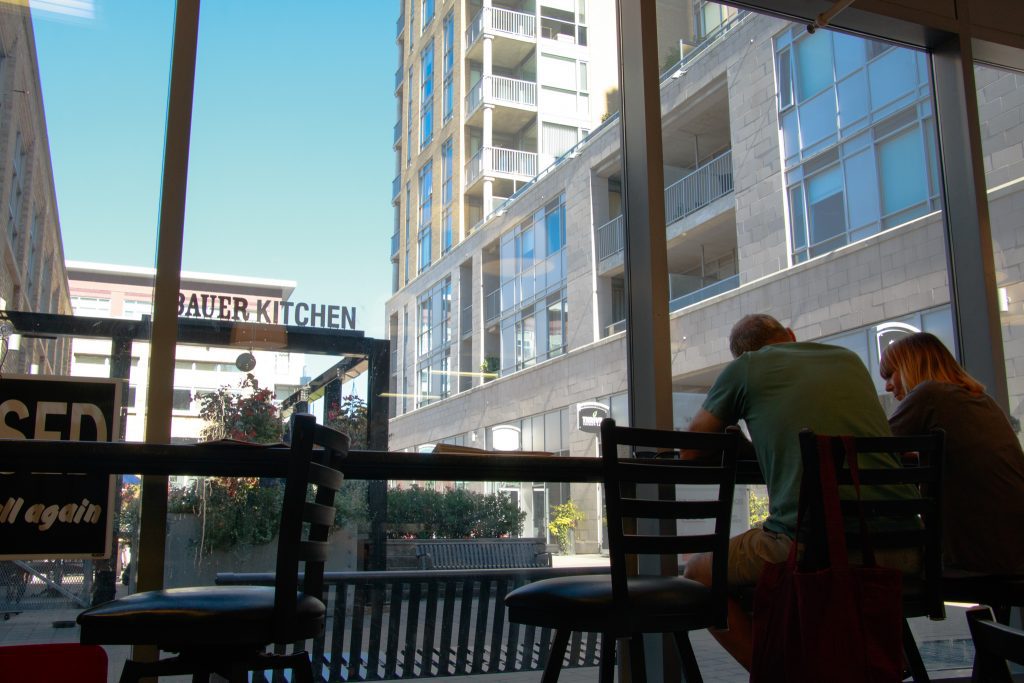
[{"xmin": 0, "ymin": 439, "xmax": 764, "ymax": 483}]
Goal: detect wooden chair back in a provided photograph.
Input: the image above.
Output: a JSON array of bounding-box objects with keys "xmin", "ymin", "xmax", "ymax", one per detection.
[
  {"xmin": 797, "ymin": 430, "xmax": 945, "ymax": 619},
  {"xmin": 599, "ymin": 418, "xmax": 739, "ymax": 630},
  {"xmin": 273, "ymin": 413, "xmax": 349, "ymax": 643},
  {"xmin": 966, "ymin": 605, "xmax": 1024, "ymax": 683}
]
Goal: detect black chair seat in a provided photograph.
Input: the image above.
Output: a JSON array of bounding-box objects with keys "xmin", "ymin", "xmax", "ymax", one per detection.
[
  {"xmin": 506, "ymin": 574, "xmax": 711, "ymax": 633},
  {"xmin": 78, "ymin": 586, "xmax": 325, "ymax": 647}
]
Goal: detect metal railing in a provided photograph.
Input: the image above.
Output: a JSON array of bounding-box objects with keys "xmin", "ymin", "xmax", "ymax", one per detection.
[
  {"xmin": 465, "ymin": 147, "xmax": 538, "ymax": 186},
  {"xmin": 596, "ymin": 215, "xmax": 624, "ymax": 265},
  {"xmin": 392, "ymin": 174, "xmax": 402, "ymax": 201},
  {"xmin": 466, "ymin": 75, "xmax": 537, "ymax": 115},
  {"xmin": 665, "ymin": 149, "xmax": 734, "ymax": 224},
  {"xmin": 466, "ymin": 6, "xmax": 536, "ymax": 47},
  {"xmin": 391, "ymin": 232, "xmax": 399, "ymax": 257},
  {"xmin": 395, "ymin": 66, "xmax": 403, "ymax": 91},
  {"xmin": 393, "ymin": 121, "xmax": 401, "ymax": 145},
  {"xmin": 596, "ymin": 151, "xmax": 734, "ymax": 262},
  {"xmin": 396, "ymin": 12, "xmax": 405, "ymax": 38},
  {"xmin": 668, "ymin": 274, "xmax": 740, "ymax": 312},
  {"xmin": 484, "ymin": 289, "xmax": 500, "ymax": 323}
]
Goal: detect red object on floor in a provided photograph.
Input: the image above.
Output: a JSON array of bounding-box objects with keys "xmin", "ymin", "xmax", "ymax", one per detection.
[{"xmin": 0, "ymin": 643, "xmax": 107, "ymax": 682}]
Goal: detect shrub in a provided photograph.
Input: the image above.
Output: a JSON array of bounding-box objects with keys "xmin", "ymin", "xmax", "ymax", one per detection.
[
  {"xmin": 386, "ymin": 486, "xmax": 525, "ymax": 538},
  {"xmin": 548, "ymin": 499, "xmax": 585, "ymax": 554}
]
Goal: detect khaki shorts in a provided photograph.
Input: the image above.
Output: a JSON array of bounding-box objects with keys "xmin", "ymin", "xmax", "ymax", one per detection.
[{"xmin": 727, "ymin": 527, "xmax": 922, "ymax": 588}]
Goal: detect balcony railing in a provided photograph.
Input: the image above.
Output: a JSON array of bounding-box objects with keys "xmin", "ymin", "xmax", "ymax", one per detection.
[
  {"xmin": 392, "ymin": 174, "xmax": 401, "ymax": 201},
  {"xmin": 665, "ymin": 149, "xmax": 733, "ymax": 224},
  {"xmin": 396, "ymin": 12, "xmax": 405, "ymax": 38},
  {"xmin": 596, "ymin": 215, "xmax": 624, "ymax": 266},
  {"xmin": 596, "ymin": 150, "xmax": 734, "ymax": 262},
  {"xmin": 466, "ymin": 6, "xmax": 536, "ymax": 47},
  {"xmin": 393, "ymin": 122, "xmax": 401, "ymax": 145},
  {"xmin": 465, "ymin": 147, "xmax": 538, "ymax": 186},
  {"xmin": 484, "ymin": 288, "xmax": 500, "ymax": 323},
  {"xmin": 391, "ymin": 232, "xmax": 399, "ymax": 257},
  {"xmin": 395, "ymin": 66, "xmax": 403, "ymax": 91},
  {"xmin": 466, "ymin": 75, "xmax": 537, "ymax": 115},
  {"xmin": 669, "ymin": 274, "xmax": 740, "ymax": 312}
]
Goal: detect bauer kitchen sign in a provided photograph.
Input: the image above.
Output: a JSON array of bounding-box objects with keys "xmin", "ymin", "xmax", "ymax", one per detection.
[{"xmin": 0, "ymin": 375, "xmax": 121, "ymax": 559}]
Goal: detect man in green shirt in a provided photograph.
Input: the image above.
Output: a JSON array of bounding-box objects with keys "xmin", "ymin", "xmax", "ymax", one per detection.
[{"xmin": 681, "ymin": 314, "xmax": 907, "ymax": 670}]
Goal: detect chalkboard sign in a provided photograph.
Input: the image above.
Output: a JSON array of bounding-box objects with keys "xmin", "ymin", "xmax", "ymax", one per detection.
[{"xmin": 0, "ymin": 375, "xmax": 121, "ymax": 559}]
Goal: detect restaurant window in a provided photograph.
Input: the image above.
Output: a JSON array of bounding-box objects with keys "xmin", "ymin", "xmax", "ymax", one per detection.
[
  {"xmin": 416, "ymin": 276, "xmax": 452, "ymax": 407},
  {"xmin": 775, "ymin": 27, "xmax": 941, "ymax": 263},
  {"xmin": 420, "ymin": 39, "xmax": 434, "ymax": 148}
]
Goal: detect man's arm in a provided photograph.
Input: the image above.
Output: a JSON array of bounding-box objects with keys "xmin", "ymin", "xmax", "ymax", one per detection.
[{"xmin": 681, "ymin": 408, "xmax": 727, "ymax": 460}]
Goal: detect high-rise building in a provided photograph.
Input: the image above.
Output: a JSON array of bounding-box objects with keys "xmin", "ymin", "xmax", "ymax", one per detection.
[
  {"xmin": 384, "ymin": 2, "xmax": 1024, "ymax": 550},
  {"xmin": 0, "ymin": 5, "xmax": 72, "ymax": 376}
]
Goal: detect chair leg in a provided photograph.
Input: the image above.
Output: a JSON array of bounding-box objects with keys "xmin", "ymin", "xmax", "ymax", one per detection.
[
  {"xmin": 672, "ymin": 632, "xmax": 704, "ymax": 683},
  {"xmin": 628, "ymin": 635, "xmax": 647, "ymax": 683},
  {"xmin": 598, "ymin": 634, "xmax": 615, "ymax": 683},
  {"xmin": 903, "ymin": 618, "xmax": 930, "ymax": 683},
  {"xmin": 540, "ymin": 629, "xmax": 571, "ymax": 683}
]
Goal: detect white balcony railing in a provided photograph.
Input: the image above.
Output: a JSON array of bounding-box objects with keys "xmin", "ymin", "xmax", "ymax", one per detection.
[
  {"xmin": 466, "ymin": 6, "xmax": 536, "ymax": 47},
  {"xmin": 597, "ymin": 150, "xmax": 735, "ymax": 262},
  {"xmin": 465, "ymin": 146, "xmax": 538, "ymax": 186},
  {"xmin": 665, "ymin": 149, "xmax": 734, "ymax": 224},
  {"xmin": 466, "ymin": 75, "xmax": 538, "ymax": 115}
]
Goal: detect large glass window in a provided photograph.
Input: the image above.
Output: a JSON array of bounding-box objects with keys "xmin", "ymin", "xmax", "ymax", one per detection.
[
  {"xmin": 498, "ymin": 195, "xmax": 568, "ymax": 373},
  {"xmin": 416, "ymin": 276, "xmax": 451, "ymax": 407},
  {"xmin": 442, "ymin": 11, "xmax": 454, "ymax": 123},
  {"xmin": 775, "ymin": 27, "xmax": 941, "ymax": 262},
  {"xmin": 418, "ymin": 161, "xmax": 433, "ymax": 273},
  {"xmin": 420, "ymin": 40, "xmax": 434, "ymax": 147}
]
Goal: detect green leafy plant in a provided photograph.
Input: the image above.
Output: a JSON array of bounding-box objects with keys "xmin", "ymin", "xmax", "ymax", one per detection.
[
  {"xmin": 386, "ymin": 486, "xmax": 525, "ymax": 538},
  {"xmin": 325, "ymin": 395, "xmax": 370, "ymax": 527},
  {"xmin": 548, "ymin": 499, "xmax": 585, "ymax": 554},
  {"xmin": 748, "ymin": 486, "xmax": 770, "ymax": 527},
  {"xmin": 196, "ymin": 373, "xmax": 283, "ymax": 444}
]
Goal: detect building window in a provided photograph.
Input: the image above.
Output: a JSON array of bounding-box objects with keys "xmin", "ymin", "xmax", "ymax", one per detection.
[
  {"xmin": 540, "ymin": 2, "xmax": 587, "ymax": 45},
  {"xmin": 696, "ymin": 2, "xmax": 737, "ymax": 40},
  {"xmin": 420, "ymin": 40, "xmax": 435, "ymax": 147},
  {"xmin": 442, "ymin": 12, "xmax": 454, "ymax": 122},
  {"xmin": 441, "ymin": 137, "xmax": 453, "ymax": 254},
  {"xmin": 498, "ymin": 195, "xmax": 568, "ymax": 374},
  {"xmin": 172, "ymin": 388, "xmax": 193, "ymax": 411},
  {"xmin": 416, "ymin": 276, "xmax": 452, "ymax": 407},
  {"xmin": 539, "ymin": 54, "xmax": 589, "ymax": 117},
  {"xmin": 775, "ymin": 27, "xmax": 940, "ymax": 263},
  {"xmin": 421, "ymin": 0, "xmax": 435, "ymax": 31},
  {"xmin": 26, "ymin": 211, "xmax": 40, "ymax": 300},
  {"xmin": 7, "ymin": 132, "xmax": 24, "ymax": 248},
  {"xmin": 418, "ymin": 161, "xmax": 433, "ymax": 272}
]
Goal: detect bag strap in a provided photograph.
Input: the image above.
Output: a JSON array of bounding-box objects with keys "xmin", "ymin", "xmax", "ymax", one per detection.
[{"xmin": 817, "ymin": 435, "xmax": 879, "ymax": 568}]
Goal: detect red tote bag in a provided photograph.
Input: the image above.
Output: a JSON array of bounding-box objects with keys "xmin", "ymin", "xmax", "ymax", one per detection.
[{"xmin": 750, "ymin": 436, "xmax": 904, "ymax": 683}]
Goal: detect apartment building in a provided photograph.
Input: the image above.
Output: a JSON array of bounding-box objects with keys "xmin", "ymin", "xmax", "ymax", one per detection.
[
  {"xmin": 67, "ymin": 261, "xmax": 308, "ymax": 444},
  {"xmin": 0, "ymin": 4, "xmax": 72, "ymax": 376},
  {"xmin": 385, "ymin": 3, "xmax": 1024, "ymax": 549}
]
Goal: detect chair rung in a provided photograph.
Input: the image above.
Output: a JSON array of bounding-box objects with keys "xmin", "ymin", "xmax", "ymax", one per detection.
[
  {"xmin": 303, "ymin": 502, "xmax": 336, "ymax": 526},
  {"xmin": 308, "ymin": 461, "xmax": 344, "ymax": 490},
  {"xmin": 622, "ymin": 534, "xmax": 717, "ymax": 556},
  {"xmin": 838, "ymin": 499, "xmax": 935, "ymax": 516},
  {"xmin": 834, "ymin": 470, "xmax": 939, "ymax": 486},
  {"xmin": 314, "ymin": 424, "xmax": 350, "ymax": 455},
  {"xmin": 298, "ymin": 540, "xmax": 330, "ymax": 562},
  {"xmin": 616, "ymin": 461, "xmax": 731, "ymax": 485},
  {"xmin": 620, "ymin": 498, "xmax": 721, "ymax": 520}
]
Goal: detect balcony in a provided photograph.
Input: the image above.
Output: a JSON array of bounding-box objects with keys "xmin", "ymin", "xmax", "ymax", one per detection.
[
  {"xmin": 393, "ymin": 121, "xmax": 401, "ymax": 146},
  {"xmin": 465, "ymin": 7, "xmax": 537, "ymax": 67},
  {"xmin": 597, "ymin": 150, "xmax": 734, "ymax": 263},
  {"xmin": 465, "ymin": 75, "xmax": 537, "ymax": 129},
  {"xmin": 396, "ymin": 12, "xmax": 405, "ymax": 38},
  {"xmin": 484, "ymin": 288, "xmax": 500, "ymax": 323},
  {"xmin": 395, "ymin": 66, "xmax": 403, "ymax": 92},
  {"xmin": 391, "ymin": 232, "xmax": 399, "ymax": 258},
  {"xmin": 665, "ymin": 149, "xmax": 733, "ymax": 224},
  {"xmin": 392, "ymin": 174, "xmax": 401, "ymax": 202},
  {"xmin": 669, "ymin": 273, "xmax": 740, "ymax": 312},
  {"xmin": 465, "ymin": 146, "xmax": 538, "ymax": 189}
]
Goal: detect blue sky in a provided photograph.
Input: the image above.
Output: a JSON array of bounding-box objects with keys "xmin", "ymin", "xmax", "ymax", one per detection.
[{"xmin": 32, "ymin": 1, "xmax": 397, "ymax": 339}]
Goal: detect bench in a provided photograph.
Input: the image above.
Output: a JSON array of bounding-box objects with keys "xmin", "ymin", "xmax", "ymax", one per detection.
[
  {"xmin": 415, "ymin": 538, "xmax": 552, "ymax": 570},
  {"xmin": 217, "ymin": 566, "xmax": 606, "ymax": 681}
]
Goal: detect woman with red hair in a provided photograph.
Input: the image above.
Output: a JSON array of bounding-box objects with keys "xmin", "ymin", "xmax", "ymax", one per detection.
[{"xmin": 880, "ymin": 332, "xmax": 1024, "ymax": 573}]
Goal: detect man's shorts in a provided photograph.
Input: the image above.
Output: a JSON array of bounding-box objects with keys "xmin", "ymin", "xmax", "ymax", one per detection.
[{"xmin": 727, "ymin": 527, "xmax": 922, "ymax": 588}]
